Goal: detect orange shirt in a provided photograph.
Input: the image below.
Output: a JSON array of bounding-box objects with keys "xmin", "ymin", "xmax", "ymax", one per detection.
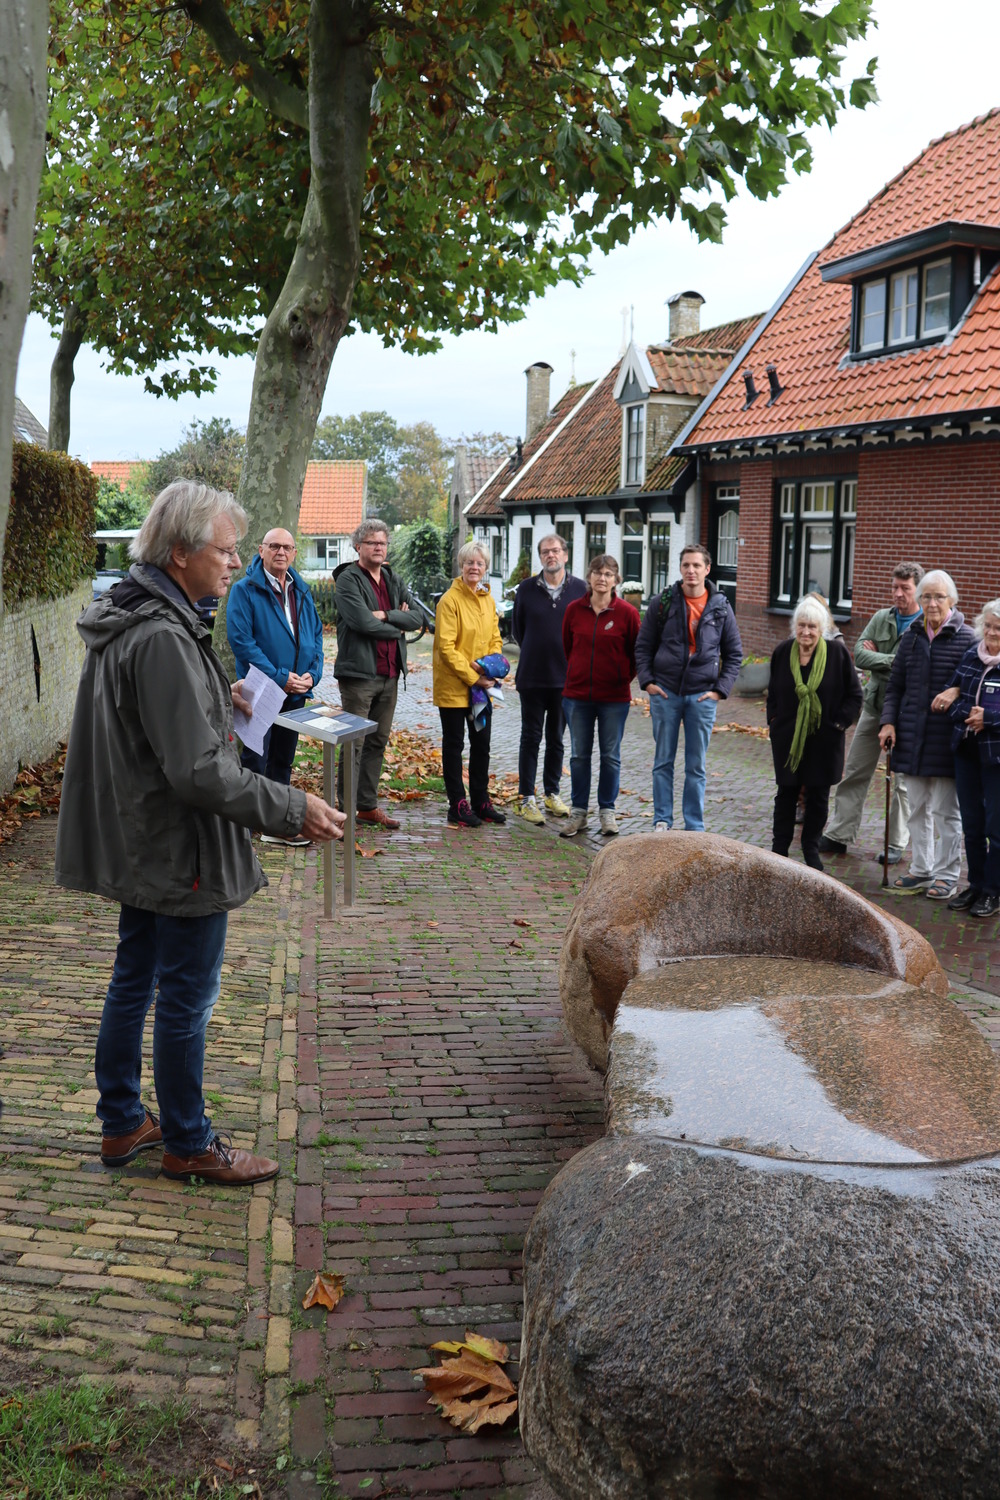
[{"xmin": 685, "ymin": 590, "xmax": 708, "ymax": 654}]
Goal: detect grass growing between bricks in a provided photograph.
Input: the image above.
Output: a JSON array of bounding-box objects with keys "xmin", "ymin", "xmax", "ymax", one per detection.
[{"xmin": 0, "ymin": 1377, "xmax": 286, "ymax": 1498}]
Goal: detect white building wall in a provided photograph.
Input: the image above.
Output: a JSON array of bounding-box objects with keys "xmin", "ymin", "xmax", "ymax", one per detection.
[{"xmin": 497, "ymin": 498, "xmax": 696, "ymax": 598}]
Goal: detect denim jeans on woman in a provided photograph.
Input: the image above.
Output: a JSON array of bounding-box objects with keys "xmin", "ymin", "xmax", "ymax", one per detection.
[
  {"xmin": 94, "ymin": 905, "xmax": 228, "ymax": 1156},
  {"xmin": 562, "ymin": 698, "xmax": 630, "ymax": 811}
]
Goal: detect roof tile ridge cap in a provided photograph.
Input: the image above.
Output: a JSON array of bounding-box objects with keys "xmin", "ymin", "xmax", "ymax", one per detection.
[
  {"xmin": 823, "ymin": 108, "xmax": 1000, "ymax": 263},
  {"xmin": 498, "ymin": 364, "xmax": 616, "ymax": 502}
]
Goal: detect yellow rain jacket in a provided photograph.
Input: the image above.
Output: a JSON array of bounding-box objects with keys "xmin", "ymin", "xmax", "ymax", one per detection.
[{"xmin": 432, "ymin": 577, "xmax": 503, "ymax": 708}]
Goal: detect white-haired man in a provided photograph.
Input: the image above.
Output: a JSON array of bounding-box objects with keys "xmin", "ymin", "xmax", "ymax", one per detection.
[{"xmin": 56, "ymin": 481, "xmax": 344, "ymax": 1186}]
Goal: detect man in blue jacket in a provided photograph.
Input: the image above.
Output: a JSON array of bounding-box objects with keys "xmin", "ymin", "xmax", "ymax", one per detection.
[
  {"xmin": 512, "ymin": 534, "xmax": 588, "ymax": 824},
  {"xmin": 226, "ymin": 527, "xmax": 324, "ymax": 842},
  {"xmin": 635, "ymin": 543, "xmax": 742, "ymax": 831}
]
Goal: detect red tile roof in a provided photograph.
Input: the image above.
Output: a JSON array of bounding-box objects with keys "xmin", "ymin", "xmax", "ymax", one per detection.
[
  {"xmin": 91, "ymin": 460, "xmax": 147, "ymax": 489},
  {"xmin": 682, "ymin": 109, "xmax": 1000, "ymax": 447},
  {"xmin": 298, "ymin": 460, "xmax": 367, "ymax": 535},
  {"xmin": 465, "ymin": 313, "xmax": 759, "ymax": 516}
]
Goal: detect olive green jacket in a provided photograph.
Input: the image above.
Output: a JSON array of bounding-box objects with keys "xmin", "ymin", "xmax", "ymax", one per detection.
[{"xmin": 853, "ymin": 605, "xmax": 920, "ymax": 715}]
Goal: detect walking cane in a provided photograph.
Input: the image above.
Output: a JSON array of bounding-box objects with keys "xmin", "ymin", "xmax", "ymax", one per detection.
[{"xmin": 881, "ymin": 744, "xmax": 892, "ymax": 888}]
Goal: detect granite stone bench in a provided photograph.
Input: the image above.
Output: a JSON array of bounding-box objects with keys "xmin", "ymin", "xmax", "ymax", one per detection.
[{"xmin": 522, "ymin": 834, "xmax": 1000, "ymax": 1499}]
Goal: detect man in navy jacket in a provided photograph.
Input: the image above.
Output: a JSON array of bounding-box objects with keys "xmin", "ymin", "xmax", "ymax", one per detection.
[
  {"xmin": 511, "ymin": 534, "xmax": 587, "ymax": 824},
  {"xmin": 635, "ymin": 543, "xmax": 742, "ymax": 831},
  {"xmin": 227, "ymin": 528, "xmax": 324, "ymax": 841}
]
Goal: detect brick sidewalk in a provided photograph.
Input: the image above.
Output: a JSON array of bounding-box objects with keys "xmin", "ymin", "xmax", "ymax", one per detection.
[{"xmin": 1, "ymin": 636, "xmax": 999, "ymax": 1498}]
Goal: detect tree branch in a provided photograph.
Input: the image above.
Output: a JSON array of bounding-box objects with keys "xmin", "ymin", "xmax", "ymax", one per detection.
[{"xmin": 182, "ymin": 0, "xmax": 308, "ymax": 128}]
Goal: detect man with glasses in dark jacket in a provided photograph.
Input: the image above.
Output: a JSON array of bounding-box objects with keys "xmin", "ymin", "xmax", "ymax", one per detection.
[{"xmin": 636, "ymin": 543, "xmax": 742, "ymax": 831}]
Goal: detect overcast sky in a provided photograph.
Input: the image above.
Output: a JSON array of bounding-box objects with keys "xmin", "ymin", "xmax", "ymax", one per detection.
[{"xmin": 15, "ymin": 0, "xmax": 1000, "ymax": 464}]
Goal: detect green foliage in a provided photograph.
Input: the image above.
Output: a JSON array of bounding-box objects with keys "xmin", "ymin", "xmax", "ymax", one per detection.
[
  {"xmin": 146, "ymin": 418, "xmax": 245, "ymax": 500},
  {"xmin": 311, "ymin": 411, "xmax": 452, "ymax": 527},
  {"xmin": 308, "ymin": 578, "xmax": 337, "ymax": 626},
  {"xmin": 504, "ymin": 547, "xmax": 531, "ymax": 591},
  {"xmin": 94, "ymin": 474, "xmax": 150, "ymax": 530},
  {"xmin": 6, "ymin": 441, "xmax": 96, "ymax": 608},
  {"xmin": 389, "ymin": 520, "xmax": 452, "ymax": 601}
]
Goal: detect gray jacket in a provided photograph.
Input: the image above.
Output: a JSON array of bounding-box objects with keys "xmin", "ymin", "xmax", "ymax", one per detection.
[{"xmin": 55, "ymin": 564, "xmax": 307, "ymax": 916}]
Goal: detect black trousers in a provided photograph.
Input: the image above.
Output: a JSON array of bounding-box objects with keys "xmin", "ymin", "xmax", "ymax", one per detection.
[
  {"xmin": 518, "ymin": 687, "xmax": 566, "ymax": 798},
  {"xmin": 439, "ymin": 707, "xmax": 491, "ymax": 809},
  {"xmin": 773, "ymin": 784, "xmax": 830, "ymax": 856}
]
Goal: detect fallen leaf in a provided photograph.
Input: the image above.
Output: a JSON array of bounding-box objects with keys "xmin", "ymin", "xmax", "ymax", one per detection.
[
  {"xmin": 509, "ymin": 938, "xmax": 524, "ymax": 949},
  {"xmin": 354, "ymin": 844, "xmax": 386, "ymax": 858},
  {"xmin": 513, "ymin": 917, "xmax": 532, "ymax": 929},
  {"xmin": 302, "ymin": 1271, "xmax": 346, "ymax": 1311},
  {"xmin": 416, "ymin": 1330, "xmax": 518, "ymax": 1432},
  {"xmin": 427, "ymin": 920, "xmax": 439, "ymax": 928}
]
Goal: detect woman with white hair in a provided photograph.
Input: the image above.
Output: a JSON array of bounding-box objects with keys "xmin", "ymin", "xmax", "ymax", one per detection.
[
  {"xmin": 931, "ymin": 599, "xmax": 1000, "ymax": 919},
  {"xmin": 766, "ymin": 595, "xmax": 862, "ymax": 869},
  {"xmin": 879, "ymin": 569, "xmax": 975, "ymax": 898}
]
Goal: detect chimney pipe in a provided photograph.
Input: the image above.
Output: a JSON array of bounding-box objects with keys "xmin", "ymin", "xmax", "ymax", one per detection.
[
  {"xmin": 742, "ymin": 370, "xmax": 759, "ymax": 408},
  {"xmin": 667, "ymin": 290, "xmax": 705, "ymax": 341},
  {"xmin": 524, "ymin": 362, "xmax": 553, "ymax": 443},
  {"xmin": 766, "ymin": 363, "xmax": 783, "ymax": 405}
]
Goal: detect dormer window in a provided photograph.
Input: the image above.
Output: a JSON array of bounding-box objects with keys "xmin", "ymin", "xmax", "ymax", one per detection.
[
  {"xmin": 855, "ymin": 256, "xmax": 953, "ymax": 355},
  {"xmin": 625, "ymin": 404, "xmax": 645, "ymax": 486}
]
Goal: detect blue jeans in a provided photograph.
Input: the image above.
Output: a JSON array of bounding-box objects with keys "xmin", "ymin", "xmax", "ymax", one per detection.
[
  {"xmin": 95, "ymin": 905, "xmax": 229, "ymax": 1155},
  {"xmin": 954, "ymin": 752, "xmax": 1000, "ymax": 896},
  {"xmin": 240, "ymin": 692, "xmax": 303, "ymax": 785},
  {"xmin": 649, "ymin": 691, "xmax": 718, "ymax": 829},
  {"xmin": 562, "ymin": 699, "xmax": 630, "ymax": 811}
]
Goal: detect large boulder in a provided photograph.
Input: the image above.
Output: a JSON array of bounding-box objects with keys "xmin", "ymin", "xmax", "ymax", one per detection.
[
  {"xmin": 559, "ymin": 832, "xmax": 947, "ymax": 1070},
  {"xmin": 523, "ymin": 956, "xmax": 1000, "ymax": 1499}
]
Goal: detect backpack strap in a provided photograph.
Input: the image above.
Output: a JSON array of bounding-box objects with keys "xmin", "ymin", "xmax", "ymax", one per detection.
[{"xmin": 653, "ymin": 584, "xmax": 674, "ymax": 647}]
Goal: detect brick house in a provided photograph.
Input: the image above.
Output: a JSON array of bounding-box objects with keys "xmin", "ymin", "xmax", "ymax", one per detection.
[
  {"xmin": 673, "ymin": 109, "xmax": 1000, "ymax": 655},
  {"xmin": 464, "ymin": 298, "xmax": 761, "ymax": 602}
]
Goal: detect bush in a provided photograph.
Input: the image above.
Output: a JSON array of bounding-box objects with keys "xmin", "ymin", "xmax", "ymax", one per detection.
[
  {"xmin": 389, "ymin": 520, "xmax": 451, "ymax": 601},
  {"xmin": 504, "ymin": 547, "xmax": 531, "ymax": 591},
  {"xmin": 5, "ymin": 442, "xmax": 96, "ymax": 609},
  {"xmin": 308, "ymin": 578, "xmax": 337, "ymax": 626}
]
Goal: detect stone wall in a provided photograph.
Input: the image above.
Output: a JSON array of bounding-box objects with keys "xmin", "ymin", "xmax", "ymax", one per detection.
[{"xmin": 0, "ymin": 583, "xmax": 89, "ymax": 793}]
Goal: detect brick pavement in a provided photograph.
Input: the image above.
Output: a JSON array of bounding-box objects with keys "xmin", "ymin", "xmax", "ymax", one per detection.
[{"xmin": 1, "ymin": 633, "xmax": 998, "ymax": 1498}]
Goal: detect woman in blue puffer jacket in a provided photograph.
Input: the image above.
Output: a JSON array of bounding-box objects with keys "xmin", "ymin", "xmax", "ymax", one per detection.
[
  {"xmin": 879, "ymin": 569, "xmax": 975, "ymax": 899},
  {"xmin": 931, "ymin": 599, "xmax": 1000, "ymax": 919}
]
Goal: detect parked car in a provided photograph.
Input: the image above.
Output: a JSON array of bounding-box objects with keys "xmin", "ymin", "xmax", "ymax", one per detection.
[{"xmin": 92, "ymin": 568, "xmax": 127, "ymax": 600}]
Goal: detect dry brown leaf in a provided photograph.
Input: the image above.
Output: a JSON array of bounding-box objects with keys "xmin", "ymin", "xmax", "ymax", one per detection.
[
  {"xmin": 302, "ymin": 1271, "xmax": 346, "ymax": 1311},
  {"xmin": 509, "ymin": 939, "xmax": 524, "ymax": 949},
  {"xmin": 354, "ymin": 843, "xmax": 386, "ymax": 858},
  {"xmin": 513, "ymin": 917, "xmax": 532, "ymax": 929},
  {"xmin": 416, "ymin": 1331, "xmax": 518, "ymax": 1432}
]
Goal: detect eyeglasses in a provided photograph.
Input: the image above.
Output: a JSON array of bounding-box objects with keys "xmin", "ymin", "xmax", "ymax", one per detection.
[
  {"xmin": 922, "ymin": 592, "xmax": 951, "ymax": 602},
  {"xmin": 360, "ymin": 539, "xmax": 388, "ymax": 548},
  {"xmin": 263, "ymin": 543, "xmax": 293, "ymax": 553},
  {"xmin": 208, "ymin": 544, "xmax": 240, "ymax": 564}
]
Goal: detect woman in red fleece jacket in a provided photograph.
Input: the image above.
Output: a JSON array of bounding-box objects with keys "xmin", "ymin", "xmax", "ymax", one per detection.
[{"xmin": 560, "ymin": 555, "xmax": 640, "ymax": 838}]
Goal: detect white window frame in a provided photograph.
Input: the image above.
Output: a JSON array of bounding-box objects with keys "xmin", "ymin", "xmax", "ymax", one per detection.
[
  {"xmin": 624, "ymin": 403, "xmax": 646, "ymax": 486},
  {"xmin": 859, "ymin": 279, "xmax": 886, "ymax": 351},
  {"xmin": 889, "ymin": 269, "xmax": 918, "ymax": 345},
  {"xmin": 774, "ymin": 478, "xmax": 856, "ymax": 609},
  {"xmin": 921, "ymin": 257, "xmax": 952, "ymax": 337}
]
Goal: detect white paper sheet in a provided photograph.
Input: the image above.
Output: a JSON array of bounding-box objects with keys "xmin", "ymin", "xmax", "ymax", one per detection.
[{"xmin": 232, "ymin": 665, "xmax": 287, "ymax": 755}]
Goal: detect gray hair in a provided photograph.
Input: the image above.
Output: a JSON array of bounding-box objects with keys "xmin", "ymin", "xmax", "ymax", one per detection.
[
  {"xmin": 974, "ymin": 600, "xmax": 1000, "ymax": 638},
  {"xmin": 917, "ymin": 569, "xmax": 958, "ymax": 605},
  {"xmin": 131, "ymin": 479, "xmax": 247, "ymax": 569},
  {"xmin": 893, "ymin": 561, "xmax": 924, "ymax": 585},
  {"xmin": 537, "ymin": 533, "xmax": 568, "ymax": 558},
  {"xmin": 352, "ymin": 517, "xmax": 390, "ymax": 550},
  {"xmin": 457, "ymin": 540, "xmax": 489, "ymax": 567},
  {"xmin": 790, "ymin": 595, "xmax": 830, "ymax": 633}
]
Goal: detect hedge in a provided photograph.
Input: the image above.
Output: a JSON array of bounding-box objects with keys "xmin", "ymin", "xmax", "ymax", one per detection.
[
  {"xmin": 6, "ymin": 441, "xmax": 96, "ymax": 609},
  {"xmin": 308, "ymin": 577, "xmax": 337, "ymax": 626}
]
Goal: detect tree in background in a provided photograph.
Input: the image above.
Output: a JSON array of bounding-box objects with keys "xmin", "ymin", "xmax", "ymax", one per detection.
[
  {"xmin": 146, "ymin": 418, "xmax": 246, "ymax": 500},
  {"xmin": 394, "ymin": 423, "xmax": 452, "ymax": 528},
  {"xmin": 1, "ymin": 2, "xmax": 48, "ymax": 610},
  {"xmin": 389, "ymin": 520, "xmax": 452, "ymax": 602},
  {"xmin": 61, "ymin": 0, "xmax": 876, "ymax": 566},
  {"xmin": 95, "ymin": 476, "xmax": 151, "ymax": 531},
  {"xmin": 310, "ymin": 411, "xmax": 451, "ymax": 527},
  {"xmin": 456, "ymin": 432, "xmax": 515, "ymax": 463}
]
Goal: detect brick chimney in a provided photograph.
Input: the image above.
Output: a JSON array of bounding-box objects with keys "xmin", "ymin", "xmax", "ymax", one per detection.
[
  {"xmin": 524, "ymin": 362, "xmax": 553, "ymax": 443},
  {"xmin": 667, "ymin": 290, "xmax": 705, "ymax": 341}
]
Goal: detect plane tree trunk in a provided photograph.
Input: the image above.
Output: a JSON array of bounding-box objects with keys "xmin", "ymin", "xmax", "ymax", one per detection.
[{"xmin": 48, "ymin": 302, "xmax": 84, "ymax": 454}]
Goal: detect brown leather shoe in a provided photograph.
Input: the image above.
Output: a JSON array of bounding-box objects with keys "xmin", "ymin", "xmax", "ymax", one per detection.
[
  {"xmin": 161, "ymin": 1133, "xmax": 279, "ymax": 1186},
  {"xmin": 102, "ymin": 1107, "xmax": 162, "ymax": 1167},
  {"xmin": 356, "ymin": 806, "xmax": 400, "ymax": 830}
]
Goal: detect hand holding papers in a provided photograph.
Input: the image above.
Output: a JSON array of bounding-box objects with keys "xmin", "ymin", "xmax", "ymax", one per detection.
[{"xmin": 232, "ymin": 666, "xmax": 287, "ymax": 755}]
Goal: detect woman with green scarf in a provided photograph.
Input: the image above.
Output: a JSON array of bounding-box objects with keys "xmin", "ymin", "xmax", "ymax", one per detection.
[{"xmin": 767, "ymin": 596, "xmax": 863, "ymax": 870}]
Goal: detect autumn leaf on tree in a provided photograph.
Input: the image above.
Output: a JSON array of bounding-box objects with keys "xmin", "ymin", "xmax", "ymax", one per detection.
[
  {"xmin": 415, "ymin": 1331, "xmax": 518, "ymax": 1433},
  {"xmin": 302, "ymin": 1272, "xmax": 345, "ymax": 1312}
]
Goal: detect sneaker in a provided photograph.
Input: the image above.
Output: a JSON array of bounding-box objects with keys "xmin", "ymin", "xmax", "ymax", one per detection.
[
  {"xmin": 891, "ymin": 874, "xmax": 933, "ymax": 893},
  {"xmin": 101, "ymin": 1107, "xmax": 162, "ymax": 1167},
  {"xmin": 162, "ymin": 1132, "xmax": 279, "ymax": 1186},
  {"xmin": 818, "ymin": 835, "xmax": 847, "ymax": 855},
  {"xmin": 948, "ymin": 885, "xmax": 981, "ymax": 911},
  {"xmin": 599, "ymin": 809, "xmax": 620, "ymax": 836},
  {"xmin": 543, "ymin": 793, "xmax": 571, "ymax": 818},
  {"xmin": 260, "ymin": 832, "xmax": 312, "ymax": 846},
  {"xmin": 873, "ymin": 846, "xmax": 905, "ymax": 866},
  {"xmin": 517, "ymin": 798, "xmax": 545, "ymax": 826},
  {"xmin": 969, "ymin": 893, "xmax": 1000, "ymax": 919},
  {"xmin": 560, "ymin": 809, "xmax": 589, "ymax": 838},
  {"xmin": 448, "ymin": 799, "xmax": 482, "ymax": 828},
  {"xmin": 653, "ymin": 822, "xmax": 671, "ymax": 833},
  {"xmin": 475, "ymin": 800, "xmax": 507, "ymax": 825},
  {"xmin": 926, "ymin": 879, "xmax": 958, "ymax": 901}
]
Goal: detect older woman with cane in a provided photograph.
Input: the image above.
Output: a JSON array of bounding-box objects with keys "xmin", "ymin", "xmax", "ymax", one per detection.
[
  {"xmin": 767, "ymin": 595, "xmax": 862, "ymax": 870},
  {"xmin": 931, "ymin": 600, "xmax": 1000, "ymax": 919},
  {"xmin": 879, "ymin": 569, "xmax": 975, "ymax": 899}
]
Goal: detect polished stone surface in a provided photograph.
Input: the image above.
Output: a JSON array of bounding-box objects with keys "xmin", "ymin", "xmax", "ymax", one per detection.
[
  {"xmin": 612, "ymin": 958, "xmax": 1000, "ymax": 1166},
  {"xmin": 560, "ymin": 832, "xmax": 948, "ymax": 1070}
]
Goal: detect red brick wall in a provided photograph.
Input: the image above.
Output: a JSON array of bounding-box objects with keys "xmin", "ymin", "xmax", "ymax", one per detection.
[{"xmin": 701, "ymin": 440, "xmax": 1000, "ymax": 656}]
